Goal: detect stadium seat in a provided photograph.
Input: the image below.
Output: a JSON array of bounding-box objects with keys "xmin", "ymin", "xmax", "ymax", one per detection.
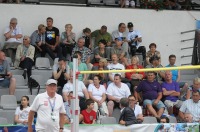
[
  {"xmin": 0, "ymin": 110, "xmax": 15, "ymax": 124},
  {"xmin": 30, "ymin": 75, "xmax": 47, "ymax": 86},
  {"xmin": 104, "ymin": 0, "xmax": 118, "ymax": 6},
  {"xmin": 35, "ymin": 57, "xmax": 51, "ymax": 69},
  {"xmin": 143, "ymin": 116, "xmax": 158, "ymax": 124},
  {"xmin": 88, "ymin": 0, "xmax": 104, "ymax": 5},
  {"xmin": 26, "ymin": 95, "xmax": 36, "ymax": 105},
  {"xmin": 0, "ymin": 117, "xmax": 8, "ymax": 124},
  {"xmin": 0, "ymin": 89, "xmax": 9, "ymax": 99},
  {"xmin": 54, "ymin": 58, "xmax": 59, "ymax": 65},
  {"xmin": 112, "ymin": 108, "xmax": 121, "ymax": 122},
  {"xmin": 100, "ymin": 116, "xmax": 117, "ymax": 124},
  {"xmin": 12, "ymin": 75, "xmax": 26, "ymax": 86},
  {"xmin": 169, "ymin": 116, "xmax": 177, "ymax": 123},
  {"xmin": 0, "ymin": 95, "xmax": 17, "ymax": 110}
]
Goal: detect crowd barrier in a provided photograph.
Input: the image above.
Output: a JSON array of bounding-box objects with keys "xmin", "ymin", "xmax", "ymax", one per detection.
[{"xmin": 0, "ymin": 123, "xmax": 199, "ymax": 132}]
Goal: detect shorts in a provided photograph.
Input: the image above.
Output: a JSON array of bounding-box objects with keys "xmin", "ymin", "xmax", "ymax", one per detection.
[
  {"xmin": 164, "ymin": 100, "xmax": 182, "ymax": 108},
  {"xmin": 0, "ymin": 78, "xmax": 10, "ymax": 88},
  {"xmin": 143, "ymin": 99, "xmax": 165, "ymax": 110},
  {"xmin": 179, "ymin": 82, "xmax": 186, "ymax": 88}
]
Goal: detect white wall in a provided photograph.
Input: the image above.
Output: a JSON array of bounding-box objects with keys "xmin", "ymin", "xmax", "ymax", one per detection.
[{"xmin": 0, "ymin": 4, "xmax": 200, "ymax": 66}]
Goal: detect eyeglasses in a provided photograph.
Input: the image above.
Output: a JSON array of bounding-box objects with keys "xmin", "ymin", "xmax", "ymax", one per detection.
[
  {"xmin": 129, "ymin": 99, "xmax": 135, "ymax": 101},
  {"xmin": 23, "ymin": 39, "xmax": 28, "ymax": 40}
]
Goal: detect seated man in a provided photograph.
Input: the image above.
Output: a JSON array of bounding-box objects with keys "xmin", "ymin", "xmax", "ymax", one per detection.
[
  {"xmin": 72, "ymin": 37, "xmax": 91, "ymax": 64},
  {"xmin": 0, "ymin": 50, "xmax": 16, "ymax": 95},
  {"xmin": 91, "ymin": 25, "xmax": 112, "ymax": 48},
  {"xmin": 63, "ymin": 75, "xmax": 89, "ymax": 111},
  {"xmin": 128, "ymin": 95, "xmax": 144, "ymax": 122},
  {"xmin": 44, "ymin": 17, "xmax": 62, "ymax": 60},
  {"xmin": 119, "ymin": 98, "xmax": 138, "ymax": 126},
  {"xmin": 165, "ymin": 54, "xmax": 188, "ymax": 97},
  {"xmin": 146, "ymin": 55, "xmax": 165, "ymax": 83},
  {"xmin": 3, "ymin": 17, "xmax": 22, "ymax": 63},
  {"xmin": 106, "ymin": 74, "xmax": 131, "ymax": 116},
  {"xmin": 111, "ymin": 37, "xmax": 127, "ymax": 59},
  {"xmin": 14, "ymin": 36, "xmax": 35, "ymax": 80},
  {"xmin": 127, "ymin": 22, "xmax": 146, "ymax": 61},
  {"xmin": 183, "ymin": 77, "xmax": 200, "ymax": 101},
  {"xmin": 112, "ymin": 23, "xmax": 129, "ymax": 58},
  {"xmin": 162, "ymin": 71, "xmax": 182, "ymax": 115},
  {"xmin": 179, "ymin": 90, "xmax": 200, "ymax": 122},
  {"xmin": 52, "ymin": 57, "xmax": 70, "ymax": 95},
  {"xmin": 30, "ymin": 24, "xmax": 46, "ymax": 59},
  {"xmin": 135, "ymin": 72, "xmax": 165, "ymax": 120}
]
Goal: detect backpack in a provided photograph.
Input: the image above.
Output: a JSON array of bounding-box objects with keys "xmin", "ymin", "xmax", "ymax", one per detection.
[{"xmin": 28, "ymin": 77, "xmax": 40, "ymax": 95}]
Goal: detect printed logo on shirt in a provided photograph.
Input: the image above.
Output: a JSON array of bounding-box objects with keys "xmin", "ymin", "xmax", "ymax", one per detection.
[
  {"xmin": 44, "ymin": 101, "xmax": 48, "ymax": 106},
  {"xmin": 46, "ymin": 31, "xmax": 55, "ymax": 40}
]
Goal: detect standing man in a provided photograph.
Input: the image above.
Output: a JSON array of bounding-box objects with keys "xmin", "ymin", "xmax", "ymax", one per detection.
[
  {"xmin": 91, "ymin": 25, "xmax": 112, "ymax": 48},
  {"xmin": 45, "ymin": 17, "xmax": 62, "ymax": 60},
  {"xmin": 3, "ymin": 18, "xmax": 23, "ymax": 63},
  {"xmin": 0, "ymin": 50, "xmax": 16, "ymax": 95},
  {"xmin": 15, "ymin": 36, "xmax": 35, "ymax": 80},
  {"xmin": 127, "ymin": 22, "xmax": 146, "ymax": 61},
  {"xmin": 28, "ymin": 79, "xmax": 66, "ymax": 132}
]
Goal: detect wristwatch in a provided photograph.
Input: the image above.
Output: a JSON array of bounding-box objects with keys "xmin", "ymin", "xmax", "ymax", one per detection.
[{"xmin": 60, "ymin": 128, "xmax": 64, "ymax": 130}]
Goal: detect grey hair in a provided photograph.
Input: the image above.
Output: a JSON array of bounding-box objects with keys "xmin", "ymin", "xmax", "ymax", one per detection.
[
  {"xmin": 10, "ymin": 18, "xmax": 17, "ymax": 23},
  {"xmin": 78, "ymin": 37, "xmax": 85, "ymax": 43}
]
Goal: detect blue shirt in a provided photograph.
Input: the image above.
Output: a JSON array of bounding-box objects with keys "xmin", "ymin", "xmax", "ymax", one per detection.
[{"xmin": 166, "ymin": 64, "xmax": 178, "ymax": 81}]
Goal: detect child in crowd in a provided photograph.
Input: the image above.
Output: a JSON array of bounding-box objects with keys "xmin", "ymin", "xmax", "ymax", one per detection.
[
  {"xmin": 14, "ymin": 96, "xmax": 30, "ymax": 125},
  {"xmin": 81, "ymin": 99, "xmax": 96, "ymax": 124},
  {"xmin": 182, "ymin": 77, "xmax": 200, "ymax": 101}
]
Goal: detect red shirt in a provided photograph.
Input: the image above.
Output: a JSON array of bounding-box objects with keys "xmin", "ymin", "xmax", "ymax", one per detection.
[
  {"xmin": 125, "ymin": 64, "xmax": 145, "ymax": 80},
  {"xmin": 81, "ymin": 109, "xmax": 96, "ymax": 124}
]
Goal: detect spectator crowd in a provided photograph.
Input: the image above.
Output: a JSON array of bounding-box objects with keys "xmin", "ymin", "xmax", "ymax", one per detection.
[{"xmin": 0, "ymin": 17, "xmax": 200, "ymax": 130}]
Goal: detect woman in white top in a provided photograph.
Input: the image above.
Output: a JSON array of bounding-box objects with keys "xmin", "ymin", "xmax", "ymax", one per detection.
[
  {"xmin": 14, "ymin": 96, "xmax": 31, "ymax": 125},
  {"xmin": 88, "ymin": 75, "xmax": 108, "ymax": 115}
]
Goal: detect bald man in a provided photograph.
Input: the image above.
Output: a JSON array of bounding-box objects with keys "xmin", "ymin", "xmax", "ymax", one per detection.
[
  {"xmin": 0, "ymin": 50, "xmax": 16, "ymax": 95},
  {"xmin": 15, "ymin": 36, "xmax": 35, "ymax": 80}
]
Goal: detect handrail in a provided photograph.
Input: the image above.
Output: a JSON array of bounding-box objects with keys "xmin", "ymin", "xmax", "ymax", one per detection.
[
  {"xmin": 181, "ymin": 38, "xmax": 194, "ymax": 42},
  {"xmin": 181, "ymin": 47, "xmax": 193, "ymax": 50},
  {"xmin": 181, "ymin": 30, "xmax": 195, "ymax": 34},
  {"xmin": 181, "ymin": 55, "xmax": 192, "ymax": 58}
]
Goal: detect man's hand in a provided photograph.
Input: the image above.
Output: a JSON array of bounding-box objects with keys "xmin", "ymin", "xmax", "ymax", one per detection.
[
  {"xmin": 37, "ymin": 41, "xmax": 42, "ymax": 46},
  {"xmin": 28, "ymin": 126, "xmax": 33, "ymax": 132},
  {"xmin": 153, "ymin": 99, "xmax": 159, "ymax": 106},
  {"xmin": 51, "ymin": 45, "xmax": 56, "ymax": 50},
  {"xmin": 115, "ymin": 98, "xmax": 120, "ymax": 103},
  {"xmin": 119, "ymin": 120, "xmax": 126, "ymax": 125},
  {"xmin": 20, "ymin": 56, "xmax": 25, "ymax": 61}
]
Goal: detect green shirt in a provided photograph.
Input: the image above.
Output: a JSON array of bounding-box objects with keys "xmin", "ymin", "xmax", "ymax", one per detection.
[
  {"xmin": 69, "ymin": 62, "xmax": 88, "ymax": 81},
  {"xmin": 91, "ymin": 30, "xmax": 112, "ymax": 48}
]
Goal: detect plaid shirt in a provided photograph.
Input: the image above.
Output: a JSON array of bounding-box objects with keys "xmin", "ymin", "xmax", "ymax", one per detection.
[{"xmin": 72, "ymin": 46, "xmax": 91, "ymax": 63}]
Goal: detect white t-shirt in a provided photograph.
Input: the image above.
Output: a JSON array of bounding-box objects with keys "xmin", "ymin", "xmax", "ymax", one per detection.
[
  {"xmin": 4, "ymin": 26, "xmax": 22, "ymax": 43},
  {"xmin": 106, "ymin": 82, "xmax": 131, "ymax": 99},
  {"xmin": 30, "ymin": 92, "xmax": 66, "ymax": 131},
  {"xmin": 133, "ymin": 104, "xmax": 142, "ymax": 118},
  {"xmin": 88, "ymin": 84, "xmax": 106, "ymax": 101},
  {"xmin": 15, "ymin": 106, "xmax": 31, "ymax": 124},
  {"xmin": 107, "ymin": 63, "xmax": 125, "ymax": 79},
  {"xmin": 62, "ymin": 80, "xmax": 86, "ymax": 97},
  {"xmin": 127, "ymin": 30, "xmax": 142, "ymax": 47}
]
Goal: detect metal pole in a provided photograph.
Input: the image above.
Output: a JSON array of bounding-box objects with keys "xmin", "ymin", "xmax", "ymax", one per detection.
[
  {"xmin": 71, "ymin": 54, "xmax": 79, "ymax": 132},
  {"xmin": 181, "ymin": 30, "xmax": 195, "ymax": 34}
]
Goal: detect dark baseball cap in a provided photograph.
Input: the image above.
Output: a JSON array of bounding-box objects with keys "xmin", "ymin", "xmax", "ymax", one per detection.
[{"xmin": 127, "ymin": 22, "xmax": 133, "ymax": 28}]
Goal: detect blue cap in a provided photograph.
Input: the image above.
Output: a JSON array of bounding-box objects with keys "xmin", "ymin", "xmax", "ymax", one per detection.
[{"xmin": 115, "ymin": 37, "xmax": 123, "ymax": 41}]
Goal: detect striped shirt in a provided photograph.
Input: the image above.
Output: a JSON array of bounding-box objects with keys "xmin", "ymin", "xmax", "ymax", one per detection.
[{"xmin": 179, "ymin": 99, "xmax": 200, "ymax": 121}]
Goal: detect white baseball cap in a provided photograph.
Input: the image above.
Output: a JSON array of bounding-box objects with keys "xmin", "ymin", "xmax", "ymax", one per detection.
[{"xmin": 46, "ymin": 79, "xmax": 57, "ymax": 85}]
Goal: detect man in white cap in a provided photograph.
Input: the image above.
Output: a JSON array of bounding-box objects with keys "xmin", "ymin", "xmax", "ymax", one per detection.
[{"xmin": 28, "ymin": 79, "xmax": 66, "ymax": 132}]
